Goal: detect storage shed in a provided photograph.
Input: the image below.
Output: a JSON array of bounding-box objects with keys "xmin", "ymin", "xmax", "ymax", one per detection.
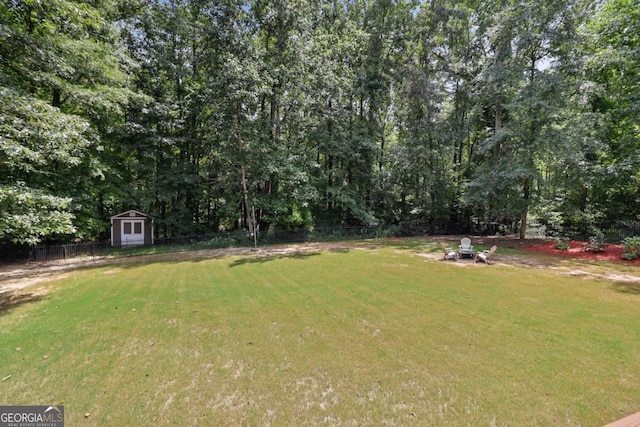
[{"xmin": 110, "ymin": 210, "xmax": 154, "ymax": 247}]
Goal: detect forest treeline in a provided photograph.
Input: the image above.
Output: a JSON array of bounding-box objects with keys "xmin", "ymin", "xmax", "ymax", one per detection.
[{"xmin": 1, "ymin": 0, "xmax": 639, "ymax": 244}]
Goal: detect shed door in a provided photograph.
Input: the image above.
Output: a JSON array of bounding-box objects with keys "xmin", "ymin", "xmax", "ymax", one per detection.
[{"xmin": 121, "ymin": 220, "xmax": 145, "ymax": 246}]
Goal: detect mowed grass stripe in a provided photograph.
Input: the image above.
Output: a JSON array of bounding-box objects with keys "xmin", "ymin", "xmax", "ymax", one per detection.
[{"xmin": 1, "ymin": 245, "xmax": 639, "ymax": 426}]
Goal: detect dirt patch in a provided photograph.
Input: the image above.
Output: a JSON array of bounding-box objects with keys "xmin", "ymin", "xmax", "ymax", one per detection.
[
  {"xmin": 0, "ymin": 286, "xmax": 50, "ymax": 315},
  {"xmin": 0, "ymin": 258, "xmax": 111, "ymax": 293}
]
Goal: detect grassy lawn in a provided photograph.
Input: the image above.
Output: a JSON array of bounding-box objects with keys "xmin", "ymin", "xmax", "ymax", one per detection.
[{"xmin": 1, "ymin": 241, "xmax": 640, "ymax": 426}]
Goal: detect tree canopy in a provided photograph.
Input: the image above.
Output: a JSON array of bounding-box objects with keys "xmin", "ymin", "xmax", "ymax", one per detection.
[{"xmin": 1, "ymin": 0, "xmax": 637, "ymax": 244}]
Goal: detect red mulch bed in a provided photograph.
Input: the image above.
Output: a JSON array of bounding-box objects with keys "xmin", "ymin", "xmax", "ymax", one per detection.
[{"xmin": 523, "ymin": 240, "xmax": 640, "ymax": 263}]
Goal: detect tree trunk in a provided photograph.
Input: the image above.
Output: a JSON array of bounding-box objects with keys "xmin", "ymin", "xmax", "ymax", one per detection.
[
  {"xmin": 519, "ymin": 177, "xmax": 530, "ymax": 240},
  {"xmin": 494, "ymin": 94, "xmax": 502, "ymax": 163},
  {"xmin": 236, "ymin": 102, "xmax": 254, "ymax": 234},
  {"xmin": 52, "ymin": 87, "xmax": 61, "ymax": 108}
]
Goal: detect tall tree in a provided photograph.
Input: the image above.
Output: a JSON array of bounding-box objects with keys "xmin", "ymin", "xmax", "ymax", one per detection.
[
  {"xmin": 466, "ymin": 0, "xmax": 592, "ymax": 239},
  {"xmin": 0, "ymin": 0, "xmax": 135, "ymax": 243},
  {"xmin": 582, "ymin": 0, "xmax": 640, "ymax": 225},
  {"xmin": 392, "ymin": 0, "xmax": 476, "ymax": 227}
]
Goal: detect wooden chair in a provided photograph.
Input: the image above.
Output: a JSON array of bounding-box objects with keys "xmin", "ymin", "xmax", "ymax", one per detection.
[
  {"xmin": 439, "ymin": 242, "xmax": 458, "ymax": 260},
  {"xmin": 475, "ymin": 245, "xmax": 497, "ymax": 264}
]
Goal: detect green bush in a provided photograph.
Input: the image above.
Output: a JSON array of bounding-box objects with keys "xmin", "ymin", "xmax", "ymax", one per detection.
[
  {"xmin": 621, "ymin": 236, "xmax": 640, "ymax": 260},
  {"xmin": 276, "ymin": 204, "xmax": 313, "ymax": 232},
  {"xmin": 555, "ymin": 239, "xmax": 570, "ymax": 250},
  {"xmin": 197, "ymin": 231, "xmax": 247, "ymax": 249}
]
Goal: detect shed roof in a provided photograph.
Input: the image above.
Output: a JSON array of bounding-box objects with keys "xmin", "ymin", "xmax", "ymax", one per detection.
[{"xmin": 110, "ymin": 209, "xmax": 153, "ymax": 220}]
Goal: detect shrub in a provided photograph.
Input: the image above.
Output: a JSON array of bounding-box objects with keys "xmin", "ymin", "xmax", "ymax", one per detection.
[
  {"xmin": 555, "ymin": 239, "xmax": 570, "ymax": 250},
  {"xmin": 276, "ymin": 204, "xmax": 313, "ymax": 232},
  {"xmin": 621, "ymin": 236, "xmax": 640, "ymax": 260},
  {"xmin": 582, "ymin": 229, "xmax": 608, "ymax": 252},
  {"xmin": 197, "ymin": 231, "xmax": 246, "ymax": 249}
]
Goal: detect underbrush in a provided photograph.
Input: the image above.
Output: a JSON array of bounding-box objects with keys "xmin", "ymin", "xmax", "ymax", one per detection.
[{"xmin": 621, "ymin": 236, "xmax": 640, "ymax": 260}]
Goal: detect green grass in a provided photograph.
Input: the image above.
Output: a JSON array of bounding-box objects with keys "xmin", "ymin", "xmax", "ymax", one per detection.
[{"xmin": 1, "ymin": 242, "xmax": 640, "ymax": 426}]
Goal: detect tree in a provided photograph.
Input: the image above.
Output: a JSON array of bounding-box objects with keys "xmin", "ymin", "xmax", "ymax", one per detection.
[
  {"xmin": 392, "ymin": 0, "xmax": 479, "ymax": 227},
  {"xmin": 4, "ymin": 0, "xmax": 636, "ymax": 245},
  {"xmin": 0, "ymin": 0, "xmax": 135, "ymax": 243},
  {"xmin": 466, "ymin": 0, "xmax": 592, "ymax": 239},
  {"xmin": 582, "ymin": 0, "xmax": 640, "ymax": 225}
]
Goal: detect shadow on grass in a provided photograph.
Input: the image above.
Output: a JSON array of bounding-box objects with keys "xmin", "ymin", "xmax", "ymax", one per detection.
[
  {"xmin": 611, "ymin": 282, "xmax": 640, "ymax": 295},
  {"xmin": 0, "ymin": 291, "xmax": 44, "ymax": 316},
  {"xmin": 229, "ymin": 250, "xmax": 324, "ymax": 267},
  {"xmin": 100, "ymin": 245, "xmax": 352, "ymax": 271}
]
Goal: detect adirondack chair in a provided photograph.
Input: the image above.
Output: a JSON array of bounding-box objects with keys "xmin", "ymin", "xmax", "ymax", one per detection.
[
  {"xmin": 439, "ymin": 242, "xmax": 458, "ymax": 260},
  {"xmin": 475, "ymin": 245, "xmax": 497, "ymax": 264},
  {"xmin": 458, "ymin": 237, "xmax": 474, "ymax": 258}
]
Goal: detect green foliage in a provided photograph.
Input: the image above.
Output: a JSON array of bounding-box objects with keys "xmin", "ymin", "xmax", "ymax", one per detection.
[
  {"xmin": 555, "ymin": 239, "xmax": 570, "ymax": 250},
  {"xmin": 621, "ymin": 236, "xmax": 640, "ymax": 260},
  {"xmin": 0, "ymin": 0, "xmax": 134, "ymax": 243},
  {"xmin": 275, "ymin": 204, "xmax": 313, "ymax": 232},
  {"xmin": 197, "ymin": 232, "xmax": 249, "ymax": 249},
  {"xmin": 1, "ymin": 0, "xmax": 637, "ymax": 243},
  {"xmin": 465, "ymin": 0, "xmax": 593, "ymax": 238},
  {"xmin": 0, "ymin": 183, "xmax": 76, "ymax": 244},
  {"xmin": 579, "ymin": 229, "xmax": 608, "ymax": 253},
  {"xmin": 0, "ymin": 86, "xmax": 90, "ymax": 244},
  {"xmin": 0, "ymin": 87, "xmax": 93, "ymax": 174},
  {"xmin": 583, "ymin": 0, "xmax": 640, "ymax": 223},
  {"xmin": 588, "ymin": 228, "xmax": 606, "ymax": 245}
]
